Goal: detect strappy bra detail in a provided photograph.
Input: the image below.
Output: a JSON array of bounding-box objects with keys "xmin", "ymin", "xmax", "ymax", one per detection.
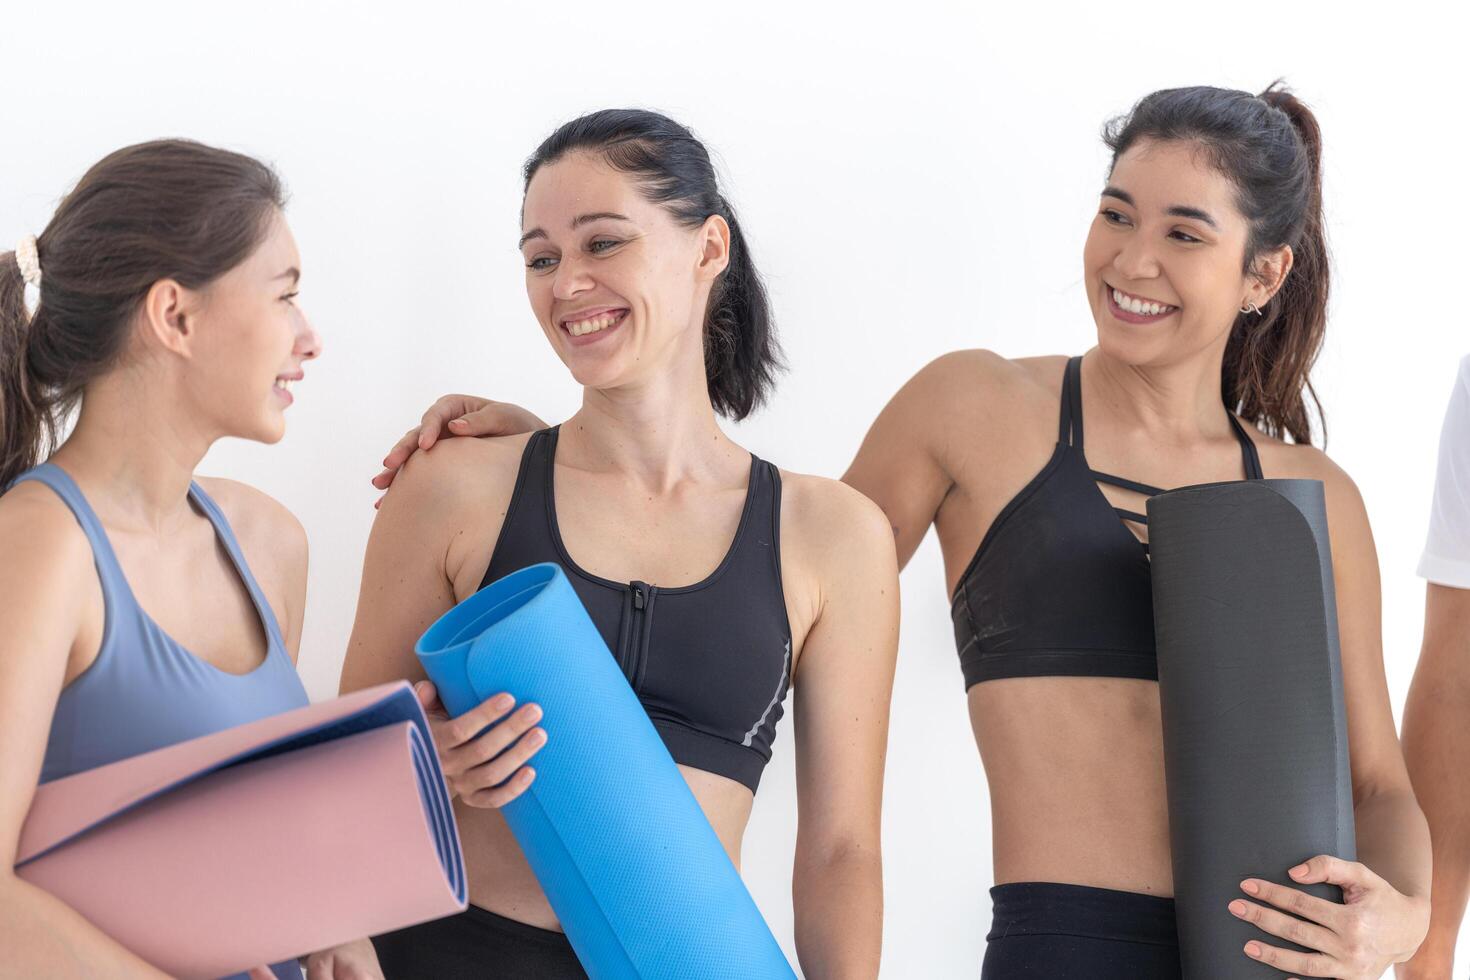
[{"xmin": 950, "ymin": 356, "xmax": 1264, "ymax": 688}]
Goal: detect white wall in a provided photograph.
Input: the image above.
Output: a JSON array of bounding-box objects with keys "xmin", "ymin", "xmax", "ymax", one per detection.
[{"xmin": 4, "ymin": 2, "xmax": 1465, "ymax": 974}]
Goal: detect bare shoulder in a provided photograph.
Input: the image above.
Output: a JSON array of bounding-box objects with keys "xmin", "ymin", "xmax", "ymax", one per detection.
[
  {"xmin": 1249, "ymin": 433, "xmax": 1370, "ymax": 537},
  {"xmin": 196, "ymin": 477, "xmax": 306, "ymax": 557},
  {"xmin": 777, "ymin": 469, "xmax": 896, "ymax": 563},
  {"xmin": 0, "ymin": 480, "xmax": 94, "ymax": 575},
  {"xmin": 387, "ymin": 431, "xmax": 533, "ymax": 514},
  {"xmin": 904, "ymin": 349, "xmax": 1056, "ymax": 411}
]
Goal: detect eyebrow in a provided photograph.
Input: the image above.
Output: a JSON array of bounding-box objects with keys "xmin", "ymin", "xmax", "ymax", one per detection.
[
  {"xmin": 274, "ymin": 267, "xmax": 300, "ymax": 285},
  {"xmin": 1101, "ymin": 186, "xmax": 1218, "ymax": 229},
  {"xmin": 519, "ymin": 211, "xmax": 633, "ymax": 249}
]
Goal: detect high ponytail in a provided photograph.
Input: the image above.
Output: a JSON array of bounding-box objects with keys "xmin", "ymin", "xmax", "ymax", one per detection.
[
  {"xmin": 0, "ymin": 140, "xmax": 284, "ymax": 489},
  {"xmin": 524, "ymin": 109, "xmax": 783, "ymax": 421},
  {"xmin": 1104, "ymin": 83, "xmax": 1329, "ymax": 445}
]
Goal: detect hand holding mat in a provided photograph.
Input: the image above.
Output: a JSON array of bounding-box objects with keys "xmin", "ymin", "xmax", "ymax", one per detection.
[
  {"xmin": 16, "ymin": 682, "xmax": 467, "ymax": 979},
  {"xmin": 1148, "ymin": 479, "xmax": 1354, "ymax": 978},
  {"xmin": 417, "ymin": 562, "xmax": 796, "ymax": 980}
]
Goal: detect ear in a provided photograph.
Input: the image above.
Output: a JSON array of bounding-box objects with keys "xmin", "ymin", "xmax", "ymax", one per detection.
[
  {"xmin": 139, "ymin": 278, "xmax": 197, "ymax": 357},
  {"xmin": 695, "ymin": 214, "xmax": 731, "ymax": 284},
  {"xmin": 1246, "ymin": 244, "xmax": 1294, "ymax": 309}
]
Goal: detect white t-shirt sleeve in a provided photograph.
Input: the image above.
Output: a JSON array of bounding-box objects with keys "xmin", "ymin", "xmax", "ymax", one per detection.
[{"xmin": 1419, "ymin": 354, "xmax": 1470, "ymax": 588}]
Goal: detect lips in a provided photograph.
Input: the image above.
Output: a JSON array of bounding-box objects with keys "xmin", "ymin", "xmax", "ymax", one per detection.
[
  {"xmin": 560, "ymin": 308, "xmax": 628, "ymax": 338},
  {"xmin": 1105, "ymin": 284, "xmax": 1179, "ymax": 323}
]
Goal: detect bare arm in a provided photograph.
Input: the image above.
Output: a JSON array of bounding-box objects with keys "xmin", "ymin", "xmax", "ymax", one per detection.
[
  {"xmin": 786, "ymin": 479, "xmax": 901, "ymax": 979},
  {"xmin": 841, "ymin": 354, "xmax": 969, "ymax": 570},
  {"xmin": 0, "ymin": 489, "xmax": 171, "ymax": 979},
  {"xmin": 1399, "ymin": 583, "xmax": 1470, "ymax": 977},
  {"xmin": 342, "ymin": 440, "xmax": 545, "ymax": 809}
]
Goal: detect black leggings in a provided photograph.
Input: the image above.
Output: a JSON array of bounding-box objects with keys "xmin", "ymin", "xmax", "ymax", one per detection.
[
  {"xmin": 373, "ymin": 904, "xmax": 587, "ymax": 980},
  {"xmin": 982, "ymin": 881, "xmax": 1182, "ymax": 978}
]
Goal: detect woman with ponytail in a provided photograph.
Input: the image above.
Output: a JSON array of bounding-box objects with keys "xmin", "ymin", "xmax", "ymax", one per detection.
[
  {"xmin": 341, "ymin": 110, "xmax": 898, "ymax": 978},
  {"xmin": 390, "ymin": 86, "xmax": 1431, "ymax": 976},
  {"xmin": 0, "ymin": 142, "xmax": 379, "ymax": 977}
]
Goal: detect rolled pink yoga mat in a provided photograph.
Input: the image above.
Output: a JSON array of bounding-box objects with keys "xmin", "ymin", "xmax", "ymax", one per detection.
[{"xmin": 15, "ymin": 682, "xmax": 466, "ymax": 979}]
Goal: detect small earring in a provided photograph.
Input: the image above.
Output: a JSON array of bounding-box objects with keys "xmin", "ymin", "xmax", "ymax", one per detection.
[{"xmin": 1239, "ymin": 301, "xmax": 1261, "ymax": 316}]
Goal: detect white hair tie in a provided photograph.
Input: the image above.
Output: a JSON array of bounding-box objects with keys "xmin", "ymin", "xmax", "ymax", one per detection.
[{"xmin": 14, "ymin": 235, "xmax": 41, "ymax": 322}]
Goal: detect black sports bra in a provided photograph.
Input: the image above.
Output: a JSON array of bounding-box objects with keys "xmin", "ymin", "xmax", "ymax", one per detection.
[
  {"xmin": 950, "ymin": 356, "xmax": 1264, "ymax": 688},
  {"xmin": 481, "ymin": 427, "xmax": 793, "ymax": 792}
]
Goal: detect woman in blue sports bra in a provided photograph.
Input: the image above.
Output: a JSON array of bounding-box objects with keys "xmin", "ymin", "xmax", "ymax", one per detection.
[
  {"xmin": 342, "ymin": 109, "xmax": 899, "ymax": 979},
  {"xmin": 0, "ymin": 141, "xmax": 378, "ymax": 979},
  {"xmin": 389, "ymin": 85, "xmax": 1433, "ymax": 977}
]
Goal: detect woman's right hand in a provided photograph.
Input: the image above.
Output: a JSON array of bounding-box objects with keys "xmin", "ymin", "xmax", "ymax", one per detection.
[
  {"xmin": 414, "ymin": 679, "xmax": 546, "ymax": 808},
  {"xmin": 372, "ymin": 396, "xmax": 547, "ymax": 498}
]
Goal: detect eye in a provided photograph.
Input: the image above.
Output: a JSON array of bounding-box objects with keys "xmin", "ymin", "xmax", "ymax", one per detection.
[
  {"xmin": 526, "ymin": 256, "xmax": 557, "ymax": 271},
  {"xmin": 589, "ymin": 238, "xmax": 621, "ymax": 254},
  {"xmin": 281, "ymin": 291, "xmax": 300, "ymax": 304},
  {"xmin": 1169, "ymin": 230, "xmax": 1202, "ymax": 244},
  {"xmin": 1100, "ymin": 208, "xmax": 1131, "ymax": 226}
]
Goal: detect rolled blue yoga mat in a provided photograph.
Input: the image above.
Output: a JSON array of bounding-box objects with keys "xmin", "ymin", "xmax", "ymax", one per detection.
[
  {"xmin": 416, "ymin": 562, "xmax": 796, "ymax": 980},
  {"xmin": 1149, "ymin": 480, "xmax": 1354, "ymax": 979}
]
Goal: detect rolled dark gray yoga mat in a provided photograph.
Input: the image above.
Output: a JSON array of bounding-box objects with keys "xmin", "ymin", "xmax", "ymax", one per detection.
[{"xmin": 1148, "ymin": 479, "xmax": 1355, "ymax": 978}]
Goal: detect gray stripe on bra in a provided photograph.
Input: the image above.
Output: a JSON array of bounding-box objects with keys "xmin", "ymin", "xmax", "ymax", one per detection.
[{"xmin": 743, "ymin": 639, "xmax": 792, "ymax": 747}]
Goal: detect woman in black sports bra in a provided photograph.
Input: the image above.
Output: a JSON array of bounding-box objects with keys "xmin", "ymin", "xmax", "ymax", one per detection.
[
  {"xmin": 389, "ymin": 85, "xmax": 1432, "ymax": 977},
  {"xmin": 846, "ymin": 85, "xmax": 1431, "ymax": 977},
  {"xmin": 341, "ymin": 110, "xmax": 899, "ymax": 979}
]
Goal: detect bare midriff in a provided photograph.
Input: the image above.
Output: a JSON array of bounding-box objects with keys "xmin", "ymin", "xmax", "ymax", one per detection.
[
  {"xmin": 460, "ymin": 764, "xmax": 756, "ymax": 929},
  {"xmin": 969, "ymin": 675, "xmax": 1174, "ymax": 897}
]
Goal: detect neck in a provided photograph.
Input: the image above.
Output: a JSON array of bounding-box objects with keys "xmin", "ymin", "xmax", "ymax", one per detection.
[
  {"xmin": 1086, "ymin": 343, "xmax": 1235, "ymax": 441},
  {"xmin": 50, "ymin": 363, "xmax": 217, "ymax": 532},
  {"xmin": 560, "ymin": 343, "xmax": 739, "ymax": 490}
]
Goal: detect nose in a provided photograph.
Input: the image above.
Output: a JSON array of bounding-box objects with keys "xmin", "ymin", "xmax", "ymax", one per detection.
[
  {"xmin": 1112, "ymin": 233, "xmax": 1161, "ymax": 282},
  {"xmin": 293, "ymin": 306, "xmax": 323, "ymax": 362},
  {"xmin": 551, "ymin": 252, "xmax": 595, "ymax": 302}
]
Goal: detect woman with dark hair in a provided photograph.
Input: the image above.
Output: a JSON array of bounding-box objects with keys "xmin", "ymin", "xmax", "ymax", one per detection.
[
  {"xmin": 341, "ymin": 109, "xmax": 898, "ymax": 978},
  {"xmin": 389, "ymin": 86, "xmax": 1432, "ymax": 976},
  {"xmin": 0, "ymin": 141, "xmax": 378, "ymax": 977}
]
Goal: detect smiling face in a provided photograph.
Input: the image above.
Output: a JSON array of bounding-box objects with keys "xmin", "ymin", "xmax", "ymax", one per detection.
[
  {"xmin": 1083, "ymin": 138, "xmax": 1289, "ymax": 368},
  {"xmin": 185, "ymin": 211, "xmax": 322, "ymax": 443},
  {"xmin": 518, "ymin": 151, "xmax": 728, "ymax": 393}
]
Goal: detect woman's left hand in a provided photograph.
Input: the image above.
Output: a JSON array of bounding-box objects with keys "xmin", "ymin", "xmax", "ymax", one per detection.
[
  {"xmin": 1229, "ymin": 854, "xmax": 1430, "ymax": 978},
  {"xmin": 302, "ymin": 938, "xmax": 384, "ymax": 980}
]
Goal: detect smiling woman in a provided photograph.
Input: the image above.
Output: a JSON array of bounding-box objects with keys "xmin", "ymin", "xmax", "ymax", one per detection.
[{"xmin": 343, "ymin": 109, "xmax": 898, "ymax": 979}]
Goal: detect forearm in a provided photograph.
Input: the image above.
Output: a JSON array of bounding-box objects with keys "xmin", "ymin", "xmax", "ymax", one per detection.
[
  {"xmin": 0, "ymin": 876, "xmax": 171, "ymax": 979},
  {"xmin": 1354, "ymin": 787, "xmax": 1432, "ymax": 907},
  {"xmin": 792, "ymin": 843, "xmax": 883, "ymax": 980},
  {"xmin": 1400, "ymin": 665, "xmax": 1470, "ymax": 973}
]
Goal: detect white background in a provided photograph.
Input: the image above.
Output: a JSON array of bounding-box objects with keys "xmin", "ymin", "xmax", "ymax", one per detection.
[{"xmin": 4, "ymin": 2, "xmax": 1466, "ymax": 975}]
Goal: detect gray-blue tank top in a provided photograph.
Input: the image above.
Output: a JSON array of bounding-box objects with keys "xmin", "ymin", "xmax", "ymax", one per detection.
[{"xmin": 10, "ymin": 463, "xmax": 310, "ymax": 979}]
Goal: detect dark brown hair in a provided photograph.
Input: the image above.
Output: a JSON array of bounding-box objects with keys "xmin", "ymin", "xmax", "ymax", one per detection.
[
  {"xmin": 524, "ymin": 109, "xmax": 783, "ymax": 421},
  {"xmin": 0, "ymin": 139, "xmax": 285, "ymax": 487},
  {"xmin": 1104, "ymin": 83, "xmax": 1328, "ymax": 445}
]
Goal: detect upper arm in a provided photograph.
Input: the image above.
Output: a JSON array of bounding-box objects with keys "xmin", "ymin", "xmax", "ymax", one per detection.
[
  {"xmin": 197, "ymin": 478, "xmax": 309, "ymax": 663},
  {"xmin": 1418, "ymin": 355, "xmax": 1470, "ymax": 587},
  {"xmin": 1417, "ymin": 583, "xmax": 1470, "ymax": 683},
  {"xmin": 1305, "ymin": 453, "xmax": 1413, "ymax": 800},
  {"xmin": 841, "ymin": 353, "xmax": 975, "ymax": 569},
  {"xmin": 0, "ymin": 491, "xmax": 93, "ymax": 867},
  {"xmin": 339, "ymin": 440, "xmax": 513, "ymax": 695},
  {"xmin": 785, "ymin": 478, "xmax": 901, "ymax": 856}
]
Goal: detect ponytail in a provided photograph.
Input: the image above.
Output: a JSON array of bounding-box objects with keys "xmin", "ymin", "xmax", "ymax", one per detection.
[
  {"xmin": 1105, "ymin": 83, "xmax": 1330, "ymax": 445},
  {"xmin": 0, "ymin": 248, "xmax": 49, "ymax": 487},
  {"xmin": 524, "ymin": 109, "xmax": 785, "ymax": 420}
]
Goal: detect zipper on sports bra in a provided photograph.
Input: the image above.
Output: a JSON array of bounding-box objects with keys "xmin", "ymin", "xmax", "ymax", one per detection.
[{"xmin": 624, "ymin": 580, "xmax": 655, "ymax": 691}]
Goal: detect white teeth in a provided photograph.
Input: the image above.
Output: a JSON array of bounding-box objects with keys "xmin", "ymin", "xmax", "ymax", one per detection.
[
  {"xmin": 1112, "ymin": 288, "xmax": 1173, "ymax": 317},
  {"xmin": 566, "ymin": 312, "xmax": 622, "ymax": 337},
  {"xmin": 274, "ymin": 378, "xmax": 293, "ymax": 391}
]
